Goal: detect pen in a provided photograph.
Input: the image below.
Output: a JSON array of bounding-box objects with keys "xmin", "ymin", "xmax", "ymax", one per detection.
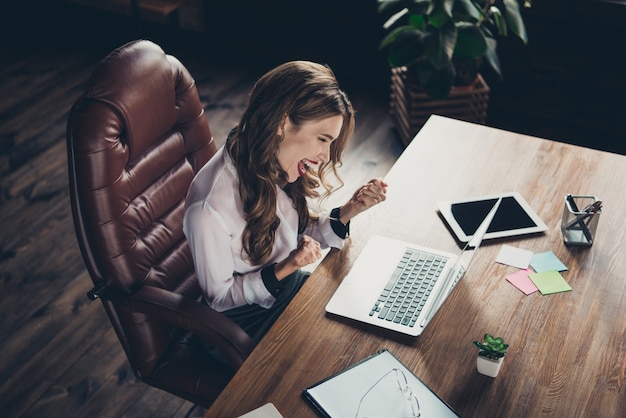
[
  {"xmin": 563, "ymin": 200, "xmax": 602, "ymax": 228},
  {"xmin": 566, "ymin": 194, "xmax": 580, "ymax": 212},
  {"xmin": 563, "ymin": 200, "xmax": 602, "ymax": 242},
  {"xmin": 582, "ymin": 200, "xmax": 602, "ymax": 213},
  {"xmin": 580, "ymin": 218, "xmax": 594, "ymax": 244}
]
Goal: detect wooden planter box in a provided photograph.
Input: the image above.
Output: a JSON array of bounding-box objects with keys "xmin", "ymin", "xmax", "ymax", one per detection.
[{"xmin": 390, "ymin": 67, "xmax": 490, "ymax": 145}]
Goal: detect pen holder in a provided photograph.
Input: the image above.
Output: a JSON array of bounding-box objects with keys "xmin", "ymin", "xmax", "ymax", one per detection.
[{"xmin": 561, "ymin": 195, "xmax": 602, "ymax": 246}]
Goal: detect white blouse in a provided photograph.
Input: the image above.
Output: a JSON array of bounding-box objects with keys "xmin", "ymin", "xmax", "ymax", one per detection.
[{"xmin": 183, "ymin": 146, "xmax": 346, "ymax": 312}]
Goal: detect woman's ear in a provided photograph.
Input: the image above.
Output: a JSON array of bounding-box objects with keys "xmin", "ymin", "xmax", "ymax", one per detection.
[{"xmin": 277, "ymin": 114, "xmax": 289, "ymax": 138}]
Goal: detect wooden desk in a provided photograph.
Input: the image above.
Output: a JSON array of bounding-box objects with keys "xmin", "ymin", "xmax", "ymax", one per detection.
[{"xmin": 206, "ymin": 116, "xmax": 626, "ymax": 418}]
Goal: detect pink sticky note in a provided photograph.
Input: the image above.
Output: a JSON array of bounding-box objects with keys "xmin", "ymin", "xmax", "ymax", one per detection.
[{"xmin": 505, "ymin": 268, "xmax": 538, "ymax": 295}]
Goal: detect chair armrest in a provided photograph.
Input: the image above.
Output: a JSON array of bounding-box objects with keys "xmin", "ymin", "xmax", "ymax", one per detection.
[{"xmin": 127, "ymin": 286, "xmax": 255, "ymax": 368}]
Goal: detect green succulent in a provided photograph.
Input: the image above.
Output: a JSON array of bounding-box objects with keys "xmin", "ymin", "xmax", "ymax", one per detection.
[{"xmin": 473, "ymin": 334, "xmax": 508, "ymax": 360}]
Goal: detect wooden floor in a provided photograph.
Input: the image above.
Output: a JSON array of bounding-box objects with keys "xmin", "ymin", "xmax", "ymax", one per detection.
[
  {"xmin": 1, "ymin": 3, "xmax": 622, "ymax": 418},
  {"xmin": 0, "ymin": 6, "xmax": 402, "ymax": 418}
]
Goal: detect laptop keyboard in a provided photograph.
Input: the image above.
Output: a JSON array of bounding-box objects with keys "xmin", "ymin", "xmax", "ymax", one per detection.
[{"xmin": 369, "ymin": 248, "xmax": 448, "ymax": 328}]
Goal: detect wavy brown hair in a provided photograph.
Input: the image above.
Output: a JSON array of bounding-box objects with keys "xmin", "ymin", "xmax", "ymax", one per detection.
[{"xmin": 226, "ymin": 61, "xmax": 355, "ymax": 266}]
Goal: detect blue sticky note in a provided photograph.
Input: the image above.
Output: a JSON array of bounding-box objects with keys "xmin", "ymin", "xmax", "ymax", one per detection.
[
  {"xmin": 530, "ymin": 251, "xmax": 568, "ymax": 273},
  {"xmin": 529, "ymin": 270, "xmax": 572, "ymax": 295}
]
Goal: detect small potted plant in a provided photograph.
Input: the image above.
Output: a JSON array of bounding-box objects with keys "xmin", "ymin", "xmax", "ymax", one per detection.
[{"xmin": 473, "ymin": 333, "xmax": 508, "ymax": 377}]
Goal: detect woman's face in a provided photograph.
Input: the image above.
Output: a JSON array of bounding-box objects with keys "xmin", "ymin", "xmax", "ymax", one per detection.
[{"xmin": 277, "ymin": 115, "xmax": 343, "ymax": 183}]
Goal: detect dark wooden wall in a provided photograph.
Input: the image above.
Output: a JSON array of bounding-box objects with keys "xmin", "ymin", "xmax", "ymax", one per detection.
[
  {"xmin": 9, "ymin": 0, "xmax": 625, "ymax": 154},
  {"xmin": 201, "ymin": 0, "xmax": 626, "ymax": 155},
  {"xmin": 486, "ymin": 0, "xmax": 626, "ymax": 154}
]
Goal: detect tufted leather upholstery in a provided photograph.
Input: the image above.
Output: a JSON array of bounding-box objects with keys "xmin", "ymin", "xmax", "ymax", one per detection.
[{"xmin": 66, "ymin": 39, "xmax": 254, "ymax": 407}]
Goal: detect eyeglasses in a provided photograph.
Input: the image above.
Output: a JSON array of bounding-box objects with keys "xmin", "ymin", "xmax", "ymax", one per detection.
[{"xmin": 354, "ymin": 368, "xmax": 421, "ymax": 418}]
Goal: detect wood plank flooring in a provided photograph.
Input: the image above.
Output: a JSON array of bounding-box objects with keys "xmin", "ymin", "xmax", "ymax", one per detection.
[{"xmin": 0, "ymin": 7, "xmax": 401, "ymax": 418}]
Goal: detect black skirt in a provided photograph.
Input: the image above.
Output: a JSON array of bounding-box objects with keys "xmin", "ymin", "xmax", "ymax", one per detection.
[{"xmin": 218, "ymin": 269, "xmax": 310, "ymax": 343}]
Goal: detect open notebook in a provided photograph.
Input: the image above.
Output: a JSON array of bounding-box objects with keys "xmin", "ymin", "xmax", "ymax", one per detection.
[{"xmin": 325, "ymin": 198, "xmax": 501, "ymax": 337}]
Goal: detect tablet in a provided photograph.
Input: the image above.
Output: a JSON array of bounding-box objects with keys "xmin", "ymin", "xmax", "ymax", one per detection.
[{"xmin": 436, "ymin": 192, "xmax": 548, "ymax": 243}]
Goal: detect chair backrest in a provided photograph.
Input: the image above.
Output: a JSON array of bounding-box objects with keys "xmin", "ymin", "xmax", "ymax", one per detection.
[{"xmin": 67, "ymin": 39, "xmax": 217, "ymax": 377}]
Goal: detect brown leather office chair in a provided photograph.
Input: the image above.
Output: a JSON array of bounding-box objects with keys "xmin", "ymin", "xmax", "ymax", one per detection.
[{"xmin": 66, "ymin": 39, "xmax": 254, "ymax": 408}]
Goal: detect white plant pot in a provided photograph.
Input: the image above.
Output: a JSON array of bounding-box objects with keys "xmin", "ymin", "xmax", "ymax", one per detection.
[{"xmin": 476, "ymin": 356, "xmax": 504, "ymax": 377}]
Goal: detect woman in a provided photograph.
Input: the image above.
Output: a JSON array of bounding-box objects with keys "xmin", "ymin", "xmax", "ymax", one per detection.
[{"xmin": 183, "ymin": 61, "xmax": 387, "ymax": 342}]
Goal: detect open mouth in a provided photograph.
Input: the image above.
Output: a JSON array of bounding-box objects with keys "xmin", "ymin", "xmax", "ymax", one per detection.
[{"xmin": 298, "ymin": 159, "xmax": 319, "ymax": 177}]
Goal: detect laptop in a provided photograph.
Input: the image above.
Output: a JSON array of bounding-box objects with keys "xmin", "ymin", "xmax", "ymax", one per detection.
[{"xmin": 325, "ymin": 198, "xmax": 501, "ymax": 337}]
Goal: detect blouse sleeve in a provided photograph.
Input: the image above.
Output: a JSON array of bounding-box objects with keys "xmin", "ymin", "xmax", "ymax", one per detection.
[
  {"xmin": 303, "ymin": 207, "xmax": 349, "ymax": 250},
  {"xmin": 183, "ymin": 202, "xmax": 276, "ymax": 311}
]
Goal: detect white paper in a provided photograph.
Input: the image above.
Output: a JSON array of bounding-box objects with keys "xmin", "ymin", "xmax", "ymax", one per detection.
[
  {"xmin": 495, "ymin": 244, "xmax": 533, "ymax": 269},
  {"xmin": 238, "ymin": 403, "xmax": 283, "ymax": 418}
]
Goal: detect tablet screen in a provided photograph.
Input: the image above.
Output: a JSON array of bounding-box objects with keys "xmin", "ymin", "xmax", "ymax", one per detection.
[
  {"xmin": 436, "ymin": 192, "xmax": 547, "ymax": 242},
  {"xmin": 451, "ymin": 196, "xmax": 537, "ymax": 236}
]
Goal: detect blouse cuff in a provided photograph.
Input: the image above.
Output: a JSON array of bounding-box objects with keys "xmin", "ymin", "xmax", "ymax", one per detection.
[
  {"xmin": 330, "ymin": 207, "xmax": 350, "ymax": 239},
  {"xmin": 261, "ymin": 263, "xmax": 297, "ymax": 297}
]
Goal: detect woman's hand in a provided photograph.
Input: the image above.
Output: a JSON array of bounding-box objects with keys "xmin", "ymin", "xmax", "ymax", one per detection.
[
  {"xmin": 274, "ymin": 235, "xmax": 322, "ymax": 280},
  {"xmin": 339, "ymin": 178, "xmax": 388, "ymax": 224}
]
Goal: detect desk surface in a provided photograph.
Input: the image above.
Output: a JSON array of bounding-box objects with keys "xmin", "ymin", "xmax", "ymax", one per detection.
[{"xmin": 206, "ymin": 116, "xmax": 626, "ymax": 418}]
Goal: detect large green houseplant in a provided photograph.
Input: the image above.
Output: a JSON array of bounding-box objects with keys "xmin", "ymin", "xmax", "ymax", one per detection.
[{"xmin": 378, "ymin": 0, "xmax": 531, "ymax": 100}]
